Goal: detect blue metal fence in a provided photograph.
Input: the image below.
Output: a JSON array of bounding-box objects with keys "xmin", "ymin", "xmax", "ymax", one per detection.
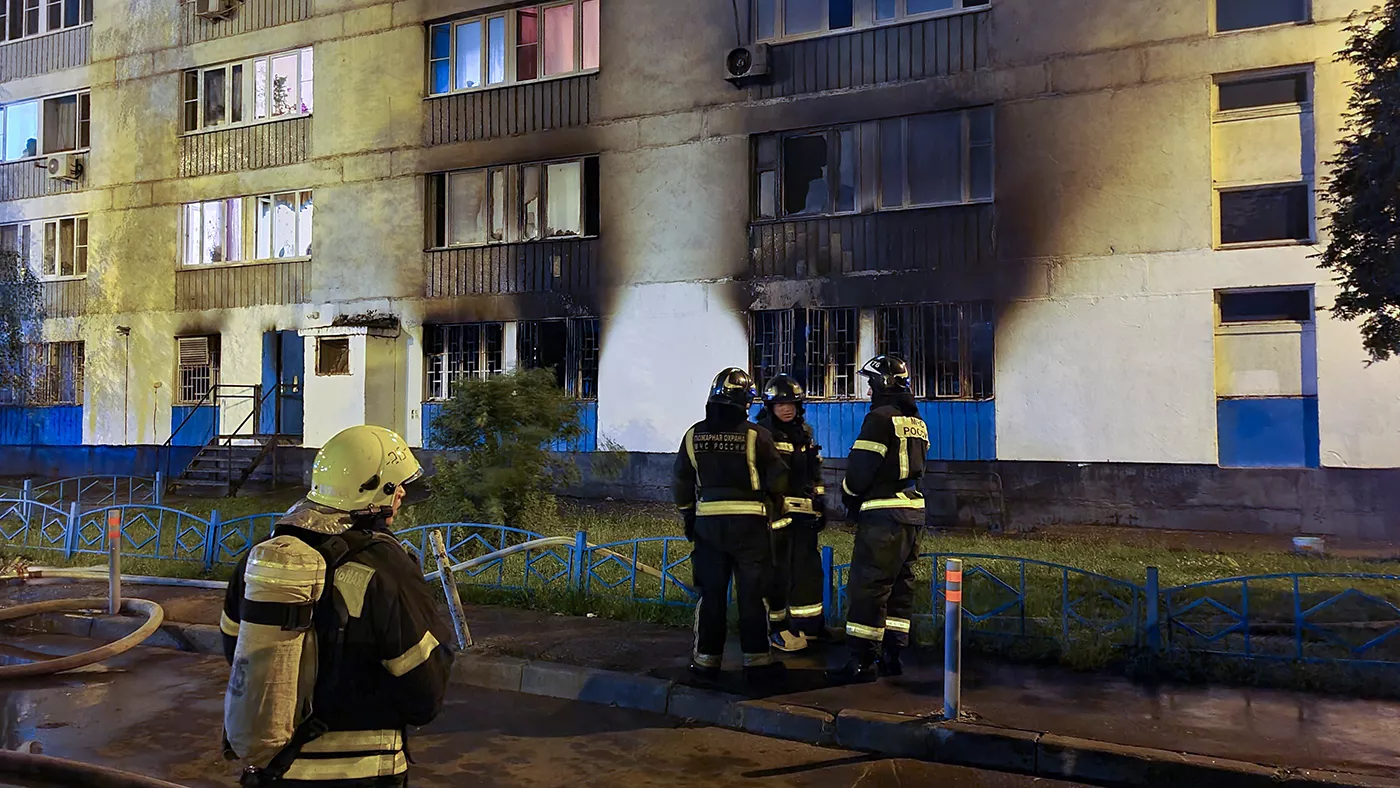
[{"xmin": 3, "ymin": 498, "xmax": 1399, "ymax": 668}]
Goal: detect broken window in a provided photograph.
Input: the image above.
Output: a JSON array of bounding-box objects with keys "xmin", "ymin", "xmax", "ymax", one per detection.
[
  {"xmin": 876, "ymin": 302, "xmax": 994, "ymax": 400},
  {"xmin": 430, "ymin": 157, "xmax": 600, "ymax": 248},
  {"xmin": 749, "ymin": 307, "xmax": 858, "ymax": 400},
  {"xmin": 183, "ymin": 48, "xmax": 312, "ymax": 133},
  {"xmin": 755, "ymin": 126, "xmax": 858, "ymax": 220},
  {"xmin": 428, "ymin": 0, "xmax": 599, "ymax": 95},
  {"xmin": 316, "ymin": 337, "xmax": 351, "ymax": 376},
  {"xmin": 183, "ymin": 190, "xmax": 312, "ymax": 265},
  {"xmin": 1216, "ymin": 0, "xmax": 1307, "ymax": 33},
  {"xmin": 176, "ymin": 335, "xmax": 220, "ymax": 405},
  {"xmin": 425, "ymin": 323, "xmax": 505, "ymax": 401},
  {"xmin": 518, "ymin": 317, "xmax": 600, "ymax": 398}
]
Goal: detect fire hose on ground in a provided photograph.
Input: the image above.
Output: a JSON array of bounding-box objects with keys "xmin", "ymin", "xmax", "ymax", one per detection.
[{"xmin": 0, "ymin": 749, "xmax": 190, "ymax": 788}]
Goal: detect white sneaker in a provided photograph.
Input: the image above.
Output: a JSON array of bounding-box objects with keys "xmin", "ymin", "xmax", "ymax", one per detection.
[{"xmin": 770, "ymin": 631, "xmax": 809, "ymax": 653}]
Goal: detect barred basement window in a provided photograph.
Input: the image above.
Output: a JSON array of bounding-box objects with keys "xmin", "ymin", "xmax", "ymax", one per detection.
[
  {"xmin": 5, "ymin": 342, "xmax": 83, "ymax": 405},
  {"xmin": 425, "ymin": 323, "xmax": 504, "ymax": 401},
  {"xmin": 518, "ymin": 317, "xmax": 599, "ymax": 399},
  {"xmin": 749, "ymin": 307, "xmax": 858, "ymax": 400},
  {"xmin": 176, "ymin": 335, "xmax": 220, "ymax": 404},
  {"xmin": 875, "ymin": 301, "xmax": 994, "ymax": 400}
]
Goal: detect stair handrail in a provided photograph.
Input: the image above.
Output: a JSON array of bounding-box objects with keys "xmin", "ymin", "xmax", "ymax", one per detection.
[
  {"xmin": 220, "ymin": 383, "xmax": 281, "ymax": 448},
  {"xmin": 161, "ymin": 384, "xmax": 265, "ymax": 489}
]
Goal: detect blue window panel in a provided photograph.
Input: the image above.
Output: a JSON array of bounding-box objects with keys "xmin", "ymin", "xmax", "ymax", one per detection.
[
  {"xmin": 1217, "ymin": 397, "xmax": 1319, "ymax": 468},
  {"xmin": 0, "ymin": 406, "xmax": 82, "ymax": 446},
  {"xmin": 753, "ymin": 400, "xmax": 995, "ymax": 461},
  {"xmin": 424, "ymin": 400, "xmax": 598, "ymax": 452},
  {"xmin": 170, "ymin": 406, "xmax": 219, "ymax": 447}
]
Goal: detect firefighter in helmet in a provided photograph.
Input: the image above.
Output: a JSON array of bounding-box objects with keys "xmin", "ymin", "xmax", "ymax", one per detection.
[
  {"xmin": 674, "ymin": 368, "xmax": 790, "ymax": 682},
  {"xmin": 221, "ymin": 425, "xmax": 454, "ymax": 787},
  {"xmin": 828, "ymin": 356, "xmax": 929, "ymax": 684},
  {"xmin": 756, "ymin": 373, "xmax": 828, "ymax": 652}
]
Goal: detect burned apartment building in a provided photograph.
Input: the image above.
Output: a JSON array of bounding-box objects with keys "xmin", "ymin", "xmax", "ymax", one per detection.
[{"xmin": 0, "ymin": 0, "xmax": 1396, "ymax": 535}]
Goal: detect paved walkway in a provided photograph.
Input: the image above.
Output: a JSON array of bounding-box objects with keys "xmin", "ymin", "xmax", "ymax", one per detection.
[{"xmin": 5, "ymin": 579, "xmax": 1400, "ymax": 778}]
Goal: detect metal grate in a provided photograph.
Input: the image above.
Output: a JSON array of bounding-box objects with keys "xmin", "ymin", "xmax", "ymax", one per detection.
[
  {"xmin": 426, "ymin": 323, "xmax": 504, "ymax": 401},
  {"xmin": 875, "ymin": 302, "xmax": 994, "ymax": 400},
  {"xmin": 750, "ymin": 307, "xmax": 858, "ymax": 400},
  {"xmin": 176, "ymin": 335, "xmax": 218, "ymax": 404},
  {"xmin": 569, "ymin": 318, "xmax": 600, "ymax": 400}
]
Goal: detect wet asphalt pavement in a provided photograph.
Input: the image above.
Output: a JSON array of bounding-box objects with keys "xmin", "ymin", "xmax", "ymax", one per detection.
[{"xmin": 0, "ymin": 633, "xmax": 1088, "ymax": 788}]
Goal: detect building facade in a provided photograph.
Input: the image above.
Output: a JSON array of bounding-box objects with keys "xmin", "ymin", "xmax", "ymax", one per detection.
[{"xmin": 1, "ymin": 0, "xmax": 1396, "ymax": 533}]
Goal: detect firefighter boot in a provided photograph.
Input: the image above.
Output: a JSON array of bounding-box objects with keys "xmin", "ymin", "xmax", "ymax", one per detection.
[
  {"xmin": 879, "ymin": 641, "xmax": 904, "ymax": 677},
  {"xmin": 688, "ymin": 662, "xmax": 722, "ymax": 681},
  {"xmin": 826, "ymin": 640, "xmax": 880, "ymax": 685}
]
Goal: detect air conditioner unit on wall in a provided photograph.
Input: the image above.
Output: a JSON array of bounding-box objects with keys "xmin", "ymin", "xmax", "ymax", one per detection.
[
  {"xmin": 724, "ymin": 43, "xmax": 771, "ymax": 85},
  {"xmin": 45, "ymin": 153, "xmax": 82, "ymax": 182},
  {"xmin": 195, "ymin": 0, "xmax": 237, "ymax": 18}
]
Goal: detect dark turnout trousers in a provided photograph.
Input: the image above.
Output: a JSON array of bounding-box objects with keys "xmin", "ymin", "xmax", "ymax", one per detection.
[
  {"xmin": 691, "ymin": 515, "xmax": 775, "ymax": 669},
  {"xmin": 844, "ymin": 512, "xmax": 920, "ymax": 651},
  {"xmin": 769, "ymin": 514, "xmax": 826, "ymax": 635}
]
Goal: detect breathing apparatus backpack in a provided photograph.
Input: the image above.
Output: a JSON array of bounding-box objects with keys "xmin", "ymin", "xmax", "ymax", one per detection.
[{"xmin": 222, "ymin": 529, "xmax": 373, "ymax": 786}]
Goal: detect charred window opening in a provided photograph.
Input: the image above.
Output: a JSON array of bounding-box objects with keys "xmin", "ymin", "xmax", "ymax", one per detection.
[
  {"xmin": 876, "ymin": 302, "xmax": 993, "ymax": 400},
  {"xmin": 315, "ymin": 337, "xmax": 351, "ymax": 376},
  {"xmin": 176, "ymin": 335, "xmax": 220, "ymax": 404},
  {"xmin": 0, "ymin": 341, "xmax": 83, "ymax": 406},
  {"xmin": 425, "ymin": 323, "xmax": 504, "ymax": 401},
  {"xmin": 1219, "ymin": 185, "xmax": 1311, "ymax": 245},
  {"xmin": 430, "ymin": 156, "xmax": 600, "ymax": 248},
  {"xmin": 518, "ymin": 317, "xmax": 600, "ymax": 399},
  {"xmin": 1216, "ymin": 0, "xmax": 1307, "ymax": 33},
  {"xmin": 753, "ymin": 107, "xmax": 992, "ymax": 221},
  {"xmin": 749, "ymin": 307, "xmax": 858, "ymax": 400}
]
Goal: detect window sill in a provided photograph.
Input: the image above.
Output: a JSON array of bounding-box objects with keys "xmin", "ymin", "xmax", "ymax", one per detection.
[
  {"xmin": 180, "ymin": 114, "xmax": 311, "ymax": 138},
  {"xmin": 1215, "ymin": 239, "xmax": 1317, "ymax": 252},
  {"xmin": 426, "ymin": 235, "xmax": 597, "ymax": 252},
  {"xmin": 1213, "ymin": 103, "xmax": 1310, "ymax": 123},
  {"xmin": 40, "ymin": 275, "xmax": 86, "ymax": 282},
  {"xmin": 1211, "ymin": 19, "xmax": 1312, "ymax": 37},
  {"xmin": 755, "ymin": 4, "xmax": 988, "ymax": 46},
  {"xmin": 0, "ymin": 22, "xmax": 92, "ymax": 46},
  {"xmin": 425, "ymin": 68, "xmax": 599, "ymax": 100},
  {"xmin": 179, "ymin": 256, "xmax": 311, "ymax": 270}
]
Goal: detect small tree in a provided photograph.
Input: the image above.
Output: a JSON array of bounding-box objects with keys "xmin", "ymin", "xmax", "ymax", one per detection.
[
  {"xmin": 0, "ymin": 249, "xmax": 41, "ymax": 402},
  {"xmin": 1319, "ymin": 2, "xmax": 1400, "ymax": 361},
  {"xmin": 416, "ymin": 368, "xmax": 584, "ymax": 530}
]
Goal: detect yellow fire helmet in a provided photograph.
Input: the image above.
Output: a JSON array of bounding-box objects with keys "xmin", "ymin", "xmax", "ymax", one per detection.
[{"xmin": 307, "ymin": 425, "xmax": 427, "ymax": 514}]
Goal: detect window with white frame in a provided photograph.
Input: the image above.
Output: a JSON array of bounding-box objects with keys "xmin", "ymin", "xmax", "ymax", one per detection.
[
  {"xmin": 875, "ymin": 301, "xmax": 994, "ymax": 400},
  {"xmin": 0, "ymin": 90, "xmax": 89, "ymax": 162},
  {"xmin": 427, "ymin": 0, "xmax": 600, "ymax": 96},
  {"xmin": 428, "ymin": 156, "xmax": 599, "ymax": 248},
  {"xmin": 0, "ymin": 216, "xmax": 88, "ymax": 279},
  {"xmin": 0, "ymin": 0, "xmax": 91, "ymax": 44},
  {"xmin": 424, "ymin": 323, "xmax": 505, "ymax": 401},
  {"xmin": 176, "ymin": 335, "xmax": 220, "ymax": 404},
  {"xmin": 181, "ymin": 191, "xmax": 314, "ymax": 266},
  {"xmin": 754, "ymin": 106, "xmax": 992, "ymax": 221},
  {"xmin": 748, "ymin": 307, "xmax": 859, "ymax": 400},
  {"xmin": 754, "ymin": 0, "xmax": 987, "ymax": 42},
  {"xmin": 1212, "ymin": 69, "xmax": 1313, "ymax": 247},
  {"xmin": 183, "ymin": 48, "xmax": 313, "ymax": 133}
]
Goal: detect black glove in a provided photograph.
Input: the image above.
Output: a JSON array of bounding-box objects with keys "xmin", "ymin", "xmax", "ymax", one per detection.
[
  {"xmin": 683, "ymin": 510, "xmax": 697, "ymax": 542},
  {"xmin": 842, "ymin": 493, "xmax": 862, "ymax": 522},
  {"xmin": 812, "ymin": 495, "xmax": 828, "ymax": 532}
]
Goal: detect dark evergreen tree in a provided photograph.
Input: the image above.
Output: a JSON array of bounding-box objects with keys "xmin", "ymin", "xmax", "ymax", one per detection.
[{"xmin": 1319, "ymin": 1, "xmax": 1400, "ymax": 361}]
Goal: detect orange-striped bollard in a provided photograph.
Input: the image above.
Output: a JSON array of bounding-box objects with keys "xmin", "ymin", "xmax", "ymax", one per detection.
[{"xmin": 944, "ymin": 558, "xmax": 963, "ymax": 720}]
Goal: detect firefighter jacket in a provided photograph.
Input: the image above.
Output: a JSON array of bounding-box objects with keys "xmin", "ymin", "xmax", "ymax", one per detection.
[
  {"xmin": 674, "ymin": 403, "xmax": 789, "ymax": 520},
  {"xmin": 756, "ymin": 408, "xmax": 825, "ymax": 527},
  {"xmin": 221, "ymin": 501, "xmax": 454, "ymax": 783},
  {"xmin": 841, "ymin": 392, "xmax": 929, "ymax": 522}
]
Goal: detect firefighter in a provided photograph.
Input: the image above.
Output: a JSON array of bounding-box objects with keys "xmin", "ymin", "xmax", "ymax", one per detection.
[
  {"xmin": 828, "ymin": 356, "xmax": 929, "ymax": 684},
  {"xmin": 221, "ymin": 425, "xmax": 454, "ymax": 787},
  {"xmin": 756, "ymin": 373, "xmax": 828, "ymax": 652},
  {"xmin": 674, "ymin": 367, "xmax": 789, "ymax": 682}
]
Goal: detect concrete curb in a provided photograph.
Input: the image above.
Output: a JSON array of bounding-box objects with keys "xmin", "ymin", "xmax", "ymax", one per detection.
[{"xmin": 9, "ymin": 612, "xmax": 1399, "ymax": 788}]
